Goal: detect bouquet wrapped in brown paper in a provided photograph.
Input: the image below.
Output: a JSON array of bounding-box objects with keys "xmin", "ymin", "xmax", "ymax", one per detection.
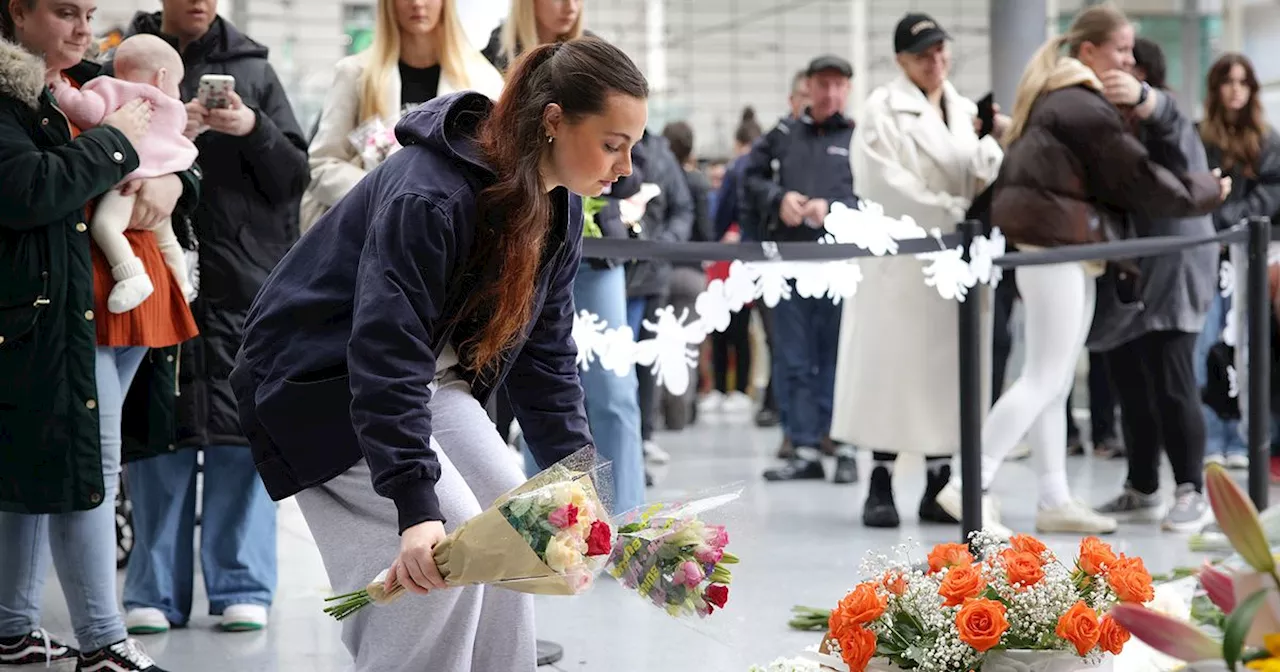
[{"xmin": 324, "ymin": 447, "xmax": 613, "ymax": 620}]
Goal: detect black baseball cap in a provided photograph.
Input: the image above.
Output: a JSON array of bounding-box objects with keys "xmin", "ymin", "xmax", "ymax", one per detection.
[
  {"xmin": 894, "ymin": 13, "xmax": 950, "ymax": 54},
  {"xmin": 806, "ymin": 54, "xmax": 853, "ymax": 78}
]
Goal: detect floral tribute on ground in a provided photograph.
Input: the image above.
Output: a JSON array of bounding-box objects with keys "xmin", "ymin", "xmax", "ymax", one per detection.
[{"xmin": 795, "ymin": 533, "xmax": 1150, "ymax": 672}]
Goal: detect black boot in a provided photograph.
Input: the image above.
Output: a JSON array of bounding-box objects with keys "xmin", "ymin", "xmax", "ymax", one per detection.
[
  {"xmin": 861, "ymin": 466, "xmax": 899, "ymax": 528},
  {"xmin": 919, "ymin": 463, "xmax": 960, "ymax": 524}
]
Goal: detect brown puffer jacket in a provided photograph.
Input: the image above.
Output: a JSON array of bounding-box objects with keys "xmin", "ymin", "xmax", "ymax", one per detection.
[{"xmin": 994, "ymin": 85, "xmax": 1221, "ymax": 247}]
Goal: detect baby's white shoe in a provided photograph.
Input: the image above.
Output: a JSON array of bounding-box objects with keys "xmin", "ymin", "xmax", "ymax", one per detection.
[{"xmin": 107, "ymin": 258, "xmax": 154, "ymax": 313}]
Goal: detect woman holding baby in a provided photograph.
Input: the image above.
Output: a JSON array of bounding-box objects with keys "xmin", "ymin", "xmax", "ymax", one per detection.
[{"xmin": 0, "ymin": 1, "xmax": 200, "ymax": 671}]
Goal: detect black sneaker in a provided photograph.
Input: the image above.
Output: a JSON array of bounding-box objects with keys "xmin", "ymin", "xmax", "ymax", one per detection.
[
  {"xmin": 754, "ymin": 407, "xmax": 780, "ymax": 428},
  {"xmin": 763, "ymin": 456, "xmax": 825, "ymax": 481},
  {"xmin": 0, "ymin": 630, "xmax": 77, "ymax": 668},
  {"xmin": 76, "ymin": 639, "xmax": 165, "ymax": 672},
  {"xmin": 862, "ymin": 467, "xmax": 900, "ymax": 528},
  {"xmin": 919, "ymin": 464, "xmax": 960, "ymax": 524},
  {"xmin": 833, "ymin": 455, "xmax": 858, "ymax": 484}
]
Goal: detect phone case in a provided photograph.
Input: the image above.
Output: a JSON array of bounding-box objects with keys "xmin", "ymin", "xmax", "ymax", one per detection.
[{"xmin": 198, "ymin": 77, "xmax": 234, "ymax": 109}]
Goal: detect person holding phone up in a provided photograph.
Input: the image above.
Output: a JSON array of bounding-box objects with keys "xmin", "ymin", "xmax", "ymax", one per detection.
[{"xmin": 115, "ymin": 0, "xmax": 309, "ymax": 637}]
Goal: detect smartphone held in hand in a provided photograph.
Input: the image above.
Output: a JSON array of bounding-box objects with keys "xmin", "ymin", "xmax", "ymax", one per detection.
[{"xmin": 197, "ymin": 74, "xmax": 235, "ymax": 109}]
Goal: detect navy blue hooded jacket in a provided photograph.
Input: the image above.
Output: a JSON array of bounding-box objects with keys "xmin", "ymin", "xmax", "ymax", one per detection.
[{"xmin": 230, "ymin": 92, "xmax": 592, "ymax": 532}]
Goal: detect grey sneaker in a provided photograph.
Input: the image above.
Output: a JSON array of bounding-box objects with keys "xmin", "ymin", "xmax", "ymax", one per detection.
[
  {"xmin": 1097, "ymin": 486, "xmax": 1165, "ymax": 523},
  {"xmin": 1162, "ymin": 484, "xmax": 1215, "ymax": 533}
]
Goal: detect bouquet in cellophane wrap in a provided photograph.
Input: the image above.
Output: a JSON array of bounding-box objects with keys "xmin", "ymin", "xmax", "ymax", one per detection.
[
  {"xmin": 324, "ymin": 447, "xmax": 615, "ymax": 620},
  {"xmin": 607, "ymin": 485, "xmax": 742, "ymax": 620},
  {"xmin": 348, "ymin": 116, "xmax": 401, "ymax": 171}
]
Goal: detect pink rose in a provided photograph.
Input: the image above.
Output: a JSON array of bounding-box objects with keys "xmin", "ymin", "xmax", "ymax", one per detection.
[
  {"xmin": 695, "ymin": 545, "xmax": 724, "ymax": 565},
  {"xmin": 673, "ymin": 560, "xmax": 705, "ymax": 588},
  {"xmin": 703, "ymin": 525, "xmax": 729, "ymax": 549},
  {"xmin": 548, "ymin": 504, "xmax": 579, "ymax": 529}
]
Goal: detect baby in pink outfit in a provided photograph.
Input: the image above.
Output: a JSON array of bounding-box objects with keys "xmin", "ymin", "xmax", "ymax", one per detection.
[{"xmin": 52, "ymin": 34, "xmax": 198, "ymax": 313}]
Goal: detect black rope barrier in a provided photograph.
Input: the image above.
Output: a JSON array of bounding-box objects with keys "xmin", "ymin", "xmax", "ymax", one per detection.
[{"xmin": 584, "ymin": 216, "xmax": 1274, "ymax": 536}]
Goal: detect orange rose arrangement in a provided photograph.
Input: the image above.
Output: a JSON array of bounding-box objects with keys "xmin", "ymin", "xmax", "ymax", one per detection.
[{"xmin": 802, "ymin": 533, "xmax": 1150, "ymax": 672}]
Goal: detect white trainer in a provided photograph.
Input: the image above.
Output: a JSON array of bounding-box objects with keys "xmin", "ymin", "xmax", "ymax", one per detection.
[
  {"xmin": 219, "ymin": 604, "xmax": 268, "ymax": 632},
  {"xmin": 1035, "ymin": 500, "xmax": 1118, "ymax": 535},
  {"xmin": 935, "ymin": 482, "xmax": 1012, "ymax": 539},
  {"xmin": 124, "ymin": 608, "xmax": 169, "ymax": 636}
]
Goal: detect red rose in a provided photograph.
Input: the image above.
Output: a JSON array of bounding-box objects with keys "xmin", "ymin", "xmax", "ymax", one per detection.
[
  {"xmin": 586, "ymin": 520, "xmax": 613, "ymax": 556},
  {"xmin": 705, "ymin": 584, "xmax": 729, "ymax": 609}
]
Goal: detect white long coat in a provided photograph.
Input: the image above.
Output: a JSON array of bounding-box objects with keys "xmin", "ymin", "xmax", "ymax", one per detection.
[{"xmin": 830, "ymin": 76, "xmax": 1003, "ymax": 456}]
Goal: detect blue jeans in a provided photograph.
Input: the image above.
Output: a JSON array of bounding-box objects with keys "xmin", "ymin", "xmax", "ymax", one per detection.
[
  {"xmin": 525, "ymin": 264, "xmax": 646, "ymax": 514},
  {"xmin": 771, "ymin": 292, "xmax": 842, "ymax": 448},
  {"xmin": 0, "ymin": 346, "xmax": 147, "ymax": 651},
  {"xmin": 122, "ymin": 445, "xmax": 277, "ymax": 624},
  {"xmin": 1195, "ymin": 292, "xmax": 1246, "ymax": 457}
]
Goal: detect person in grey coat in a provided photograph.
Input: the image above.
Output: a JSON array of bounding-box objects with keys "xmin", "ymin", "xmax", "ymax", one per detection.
[
  {"xmin": 625, "ymin": 131, "xmax": 694, "ymax": 457},
  {"xmin": 1091, "ymin": 39, "xmax": 1220, "ymax": 533}
]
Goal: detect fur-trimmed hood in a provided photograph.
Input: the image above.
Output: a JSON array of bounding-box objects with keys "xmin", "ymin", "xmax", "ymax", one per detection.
[{"xmin": 0, "ymin": 38, "xmax": 46, "ymax": 109}]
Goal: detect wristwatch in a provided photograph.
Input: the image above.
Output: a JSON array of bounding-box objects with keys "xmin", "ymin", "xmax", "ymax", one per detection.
[{"xmin": 1135, "ymin": 81, "xmax": 1151, "ymax": 107}]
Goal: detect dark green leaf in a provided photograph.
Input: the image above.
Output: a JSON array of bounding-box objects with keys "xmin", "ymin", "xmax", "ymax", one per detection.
[{"xmin": 1224, "ymin": 588, "xmax": 1269, "ymax": 670}]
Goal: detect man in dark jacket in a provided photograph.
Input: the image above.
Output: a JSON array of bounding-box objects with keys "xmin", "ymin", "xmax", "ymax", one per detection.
[
  {"xmin": 742, "ymin": 55, "xmax": 858, "ymax": 484},
  {"xmin": 118, "ymin": 2, "xmax": 309, "ymax": 635},
  {"xmin": 626, "ymin": 131, "xmax": 694, "ymax": 462}
]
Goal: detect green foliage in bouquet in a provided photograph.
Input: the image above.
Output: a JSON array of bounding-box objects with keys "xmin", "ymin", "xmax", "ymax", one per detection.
[{"xmin": 583, "ymin": 196, "xmax": 606, "ymax": 239}]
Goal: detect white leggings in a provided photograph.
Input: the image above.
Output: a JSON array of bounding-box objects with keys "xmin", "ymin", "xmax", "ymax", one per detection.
[{"xmin": 980, "ymin": 262, "xmax": 1096, "ymax": 509}]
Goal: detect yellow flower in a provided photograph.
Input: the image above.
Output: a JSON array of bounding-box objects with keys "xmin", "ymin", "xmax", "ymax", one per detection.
[
  {"xmin": 544, "ymin": 534, "xmax": 583, "ymax": 573},
  {"xmin": 1247, "ymin": 658, "xmax": 1280, "ymax": 672},
  {"xmin": 1265, "ymin": 634, "xmax": 1280, "ymax": 658}
]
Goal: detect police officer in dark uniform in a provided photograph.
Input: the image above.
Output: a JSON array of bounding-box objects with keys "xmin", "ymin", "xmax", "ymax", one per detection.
[{"xmin": 741, "ymin": 55, "xmax": 859, "ymax": 484}]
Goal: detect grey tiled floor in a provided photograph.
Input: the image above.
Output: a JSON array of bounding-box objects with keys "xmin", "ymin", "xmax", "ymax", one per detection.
[{"xmin": 38, "ymin": 416, "xmax": 1238, "ymax": 672}]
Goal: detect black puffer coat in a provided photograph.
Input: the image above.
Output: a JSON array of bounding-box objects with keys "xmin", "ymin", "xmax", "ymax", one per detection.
[{"xmin": 126, "ymin": 12, "xmax": 309, "ymax": 448}]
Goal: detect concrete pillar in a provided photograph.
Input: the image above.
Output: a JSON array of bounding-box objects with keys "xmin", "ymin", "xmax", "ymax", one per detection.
[
  {"xmin": 1179, "ymin": 0, "xmax": 1202, "ymax": 113},
  {"xmin": 1223, "ymin": 0, "xmax": 1245, "ymax": 54},
  {"xmin": 989, "ymin": 0, "xmax": 1049, "ymax": 110}
]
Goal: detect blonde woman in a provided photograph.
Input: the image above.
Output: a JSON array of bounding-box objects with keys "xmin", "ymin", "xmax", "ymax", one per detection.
[
  {"xmin": 836, "ymin": 12, "xmax": 1003, "ymax": 530},
  {"xmin": 482, "ymin": 0, "xmax": 585, "ymax": 73},
  {"xmin": 935, "ymin": 4, "xmax": 1225, "ymax": 535},
  {"xmin": 300, "ymin": 0, "xmax": 503, "ymax": 232}
]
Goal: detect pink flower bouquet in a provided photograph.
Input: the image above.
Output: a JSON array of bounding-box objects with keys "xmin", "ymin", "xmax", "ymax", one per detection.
[{"xmin": 607, "ymin": 488, "xmax": 742, "ymax": 619}]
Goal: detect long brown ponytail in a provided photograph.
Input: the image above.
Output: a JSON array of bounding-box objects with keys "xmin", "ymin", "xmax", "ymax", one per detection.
[{"xmin": 456, "ymin": 38, "xmax": 647, "ymax": 378}]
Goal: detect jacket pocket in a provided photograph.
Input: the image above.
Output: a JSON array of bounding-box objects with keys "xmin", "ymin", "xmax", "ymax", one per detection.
[
  {"xmin": 254, "ymin": 370, "xmax": 361, "ymax": 488},
  {"xmin": 0, "ymin": 270, "xmax": 50, "ymax": 348}
]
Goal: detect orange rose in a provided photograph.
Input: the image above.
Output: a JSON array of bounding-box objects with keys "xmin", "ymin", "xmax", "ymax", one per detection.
[
  {"xmin": 882, "ymin": 570, "xmax": 908, "ymax": 596},
  {"xmin": 1078, "ymin": 537, "xmax": 1117, "ymax": 576},
  {"xmin": 1106, "ymin": 555, "xmax": 1154, "ymax": 604},
  {"xmin": 1001, "ymin": 549, "xmax": 1046, "ymax": 590},
  {"xmin": 939, "ymin": 563, "xmax": 987, "ymax": 607},
  {"xmin": 928, "ymin": 542, "xmax": 974, "ymax": 574},
  {"xmin": 1010, "ymin": 534, "xmax": 1049, "ymax": 560},
  {"xmin": 956, "ymin": 598, "xmax": 1009, "ymax": 653},
  {"xmin": 831, "ymin": 625, "xmax": 877, "ymax": 672},
  {"xmin": 1098, "ymin": 615, "xmax": 1131, "ymax": 655},
  {"xmin": 832, "ymin": 583, "xmax": 887, "ymax": 628},
  {"xmin": 1056, "ymin": 601, "xmax": 1101, "ymax": 656}
]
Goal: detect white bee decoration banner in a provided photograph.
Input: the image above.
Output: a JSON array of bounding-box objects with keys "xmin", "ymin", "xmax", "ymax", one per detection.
[{"xmin": 573, "ymin": 201, "xmax": 1007, "ymax": 396}]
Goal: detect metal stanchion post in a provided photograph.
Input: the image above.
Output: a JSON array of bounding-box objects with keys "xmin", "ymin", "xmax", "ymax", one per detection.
[
  {"xmin": 1247, "ymin": 216, "xmax": 1272, "ymax": 509},
  {"xmin": 958, "ymin": 220, "xmax": 984, "ymax": 543}
]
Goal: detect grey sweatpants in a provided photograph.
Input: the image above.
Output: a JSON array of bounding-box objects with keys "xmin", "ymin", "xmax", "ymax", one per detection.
[{"xmin": 296, "ymin": 374, "xmax": 535, "ymax": 672}]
